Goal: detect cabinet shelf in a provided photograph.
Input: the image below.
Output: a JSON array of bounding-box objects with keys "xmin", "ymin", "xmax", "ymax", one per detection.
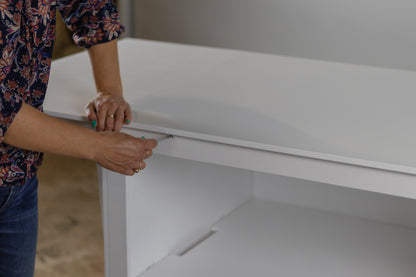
[{"xmin": 142, "ymin": 199, "xmax": 416, "ymax": 277}]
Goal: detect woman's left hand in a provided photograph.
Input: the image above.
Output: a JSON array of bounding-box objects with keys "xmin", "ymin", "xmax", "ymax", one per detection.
[{"xmin": 85, "ymin": 92, "xmax": 132, "ymax": 132}]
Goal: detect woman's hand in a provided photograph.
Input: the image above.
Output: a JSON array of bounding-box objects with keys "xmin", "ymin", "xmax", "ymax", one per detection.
[
  {"xmin": 4, "ymin": 104, "xmax": 157, "ymax": 176},
  {"xmin": 94, "ymin": 132, "xmax": 157, "ymax": 175},
  {"xmin": 85, "ymin": 92, "xmax": 132, "ymax": 132}
]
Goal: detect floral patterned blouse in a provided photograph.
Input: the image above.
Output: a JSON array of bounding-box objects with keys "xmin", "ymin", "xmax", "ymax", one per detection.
[{"xmin": 0, "ymin": 0, "xmax": 125, "ymax": 186}]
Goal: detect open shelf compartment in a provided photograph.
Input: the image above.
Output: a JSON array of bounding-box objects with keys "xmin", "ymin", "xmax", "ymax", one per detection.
[
  {"xmin": 118, "ymin": 154, "xmax": 416, "ymax": 277},
  {"xmin": 141, "ymin": 198, "xmax": 416, "ymax": 277}
]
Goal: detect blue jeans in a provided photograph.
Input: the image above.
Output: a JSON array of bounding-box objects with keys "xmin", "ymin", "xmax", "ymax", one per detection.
[{"xmin": 0, "ymin": 176, "xmax": 38, "ymax": 277}]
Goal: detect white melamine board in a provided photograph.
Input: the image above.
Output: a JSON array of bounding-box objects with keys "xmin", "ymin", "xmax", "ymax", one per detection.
[
  {"xmin": 154, "ymin": 135, "xmax": 416, "ymax": 199},
  {"xmin": 141, "ymin": 199, "xmax": 416, "ymax": 277},
  {"xmin": 254, "ymin": 173, "xmax": 416, "ymax": 228},
  {"xmin": 45, "ymin": 38, "xmax": 416, "ymax": 174},
  {"xmin": 125, "ymin": 155, "xmax": 252, "ymax": 277},
  {"xmin": 99, "ymin": 169, "xmax": 128, "ymax": 277}
]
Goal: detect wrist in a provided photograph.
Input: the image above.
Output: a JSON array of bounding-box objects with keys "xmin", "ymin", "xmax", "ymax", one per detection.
[
  {"xmin": 97, "ymin": 88, "xmax": 123, "ymax": 98},
  {"xmin": 87, "ymin": 131, "xmax": 104, "ymax": 162}
]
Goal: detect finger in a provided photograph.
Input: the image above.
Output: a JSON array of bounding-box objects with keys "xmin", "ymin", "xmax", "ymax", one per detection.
[
  {"xmin": 123, "ymin": 168, "xmax": 136, "ymax": 176},
  {"xmin": 144, "ymin": 150, "xmax": 153, "ymax": 159},
  {"xmin": 85, "ymin": 102, "xmax": 98, "ymax": 127},
  {"xmin": 115, "ymin": 160, "xmax": 146, "ymax": 175},
  {"xmin": 124, "ymin": 104, "xmax": 132, "ymax": 125},
  {"xmin": 138, "ymin": 160, "xmax": 146, "ymax": 170},
  {"xmin": 105, "ymin": 103, "xmax": 118, "ymax": 132},
  {"xmin": 143, "ymin": 139, "xmax": 158, "ymax": 149},
  {"xmin": 118, "ymin": 159, "xmax": 145, "ymax": 173},
  {"xmin": 97, "ymin": 104, "xmax": 108, "ymax": 132},
  {"xmin": 101, "ymin": 163, "xmax": 135, "ymax": 176},
  {"xmin": 114, "ymin": 105, "xmax": 125, "ymax": 132},
  {"xmin": 105, "ymin": 115, "xmax": 115, "ymax": 132},
  {"xmin": 129, "ymin": 161, "xmax": 146, "ymax": 175}
]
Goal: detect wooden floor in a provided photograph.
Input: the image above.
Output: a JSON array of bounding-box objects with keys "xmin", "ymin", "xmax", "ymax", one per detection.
[{"xmin": 35, "ymin": 153, "xmax": 104, "ymax": 277}]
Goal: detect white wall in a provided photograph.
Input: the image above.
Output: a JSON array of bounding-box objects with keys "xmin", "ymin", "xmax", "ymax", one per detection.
[{"xmin": 133, "ymin": 0, "xmax": 416, "ymax": 71}]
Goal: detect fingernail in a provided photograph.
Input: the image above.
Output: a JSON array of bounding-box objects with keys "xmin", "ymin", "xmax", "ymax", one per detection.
[
  {"xmin": 92, "ymin": 120, "xmax": 97, "ymax": 128},
  {"xmin": 126, "ymin": 119, "xmax": 131, "ymax": 124}
]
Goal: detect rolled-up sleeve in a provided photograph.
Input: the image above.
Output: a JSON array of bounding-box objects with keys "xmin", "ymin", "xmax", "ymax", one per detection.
[
  {"xmin": 0, "ymin": 3, "xmax": 24, "ymax": 141},
  {"xmin": 57, "ymin": 0, "xmax": 125, "ymax": 48}
]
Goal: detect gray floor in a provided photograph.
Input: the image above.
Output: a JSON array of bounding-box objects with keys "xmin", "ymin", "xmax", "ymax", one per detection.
[{"xmin": 35, "ymin": 153, "xmax": 104, "ymax": 277}]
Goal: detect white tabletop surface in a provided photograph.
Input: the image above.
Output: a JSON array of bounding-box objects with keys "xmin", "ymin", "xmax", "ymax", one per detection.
[{"xmin": 45, "ymin": 38, "xmax": 416, "ymax": 174}]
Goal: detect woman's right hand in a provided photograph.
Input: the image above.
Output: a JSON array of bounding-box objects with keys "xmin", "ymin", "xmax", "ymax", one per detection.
[
  {"xmin": 94, "ymin": 132, "xmax": 157, "ymax": 175},
  {"xmin": 1, "ymin": 103, "xmax": 157, "ymax": 176}
]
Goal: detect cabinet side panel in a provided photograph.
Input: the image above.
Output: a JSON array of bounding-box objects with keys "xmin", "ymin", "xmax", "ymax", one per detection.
[
  {"xmin": 125, "ymin": 154, "xmax": 253, "ymax": 276},
  {"xmin": 254, "ymin": 173, "xmax": 416, "ymax": 228},
  {"xmin": 99, "ymin": 168, "xmax": 129, "ymax": 277}
]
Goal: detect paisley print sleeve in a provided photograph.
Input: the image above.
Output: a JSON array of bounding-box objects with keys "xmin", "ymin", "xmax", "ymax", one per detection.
[
  {"xmin": 56, "ymin": 0, "xmax": 125, "ymax": 48},
  {"xmin": 0, "ymin": 1, "xmax": 24, "ymax": 141}
]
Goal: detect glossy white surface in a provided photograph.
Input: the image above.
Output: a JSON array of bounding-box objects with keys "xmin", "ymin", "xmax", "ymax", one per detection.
[
  {"xmin": 44, "ymin": 39, "xmax": 416, "ymax": 277},
  {"xmin": 141, "ymin": 199, "xmax": 416, "ymax": 277},
  {"xmin": 125, "ymin": 155, "xmax": 252, "ymax": 275},
  {"xmin": 46, "ymin": 38, "xmax": 416, "ymax": 174}
]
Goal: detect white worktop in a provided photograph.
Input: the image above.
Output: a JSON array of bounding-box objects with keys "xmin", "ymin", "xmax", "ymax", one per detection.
[
  {"xmin": 45, "ymin": 38, "xmax": 416, "ymax": 174},
  {"xmin": 44, "ymin": 38, "xmax": 416, "ymax": 277}
]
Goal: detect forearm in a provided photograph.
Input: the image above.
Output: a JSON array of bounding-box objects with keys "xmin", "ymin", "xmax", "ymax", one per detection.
[
  {"xmin": 88, "ymin": 39, "xmax": 122, "ymax": 95},
  {"xmin": 2, "ymin": 103, "xmax": 157, "ymax": 175},
  {"xmin": 3, "ymin": 103, "xmax": 99, "ymax": 160},
  {"xmin": 86, "ymin": 39, "xmax": 132, "ymax": 131}
]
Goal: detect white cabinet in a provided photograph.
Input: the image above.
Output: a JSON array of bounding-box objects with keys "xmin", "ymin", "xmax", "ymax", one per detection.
[{"xmin": 45, "ymin": 38, "xmax": 416, "ymax": 277}]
